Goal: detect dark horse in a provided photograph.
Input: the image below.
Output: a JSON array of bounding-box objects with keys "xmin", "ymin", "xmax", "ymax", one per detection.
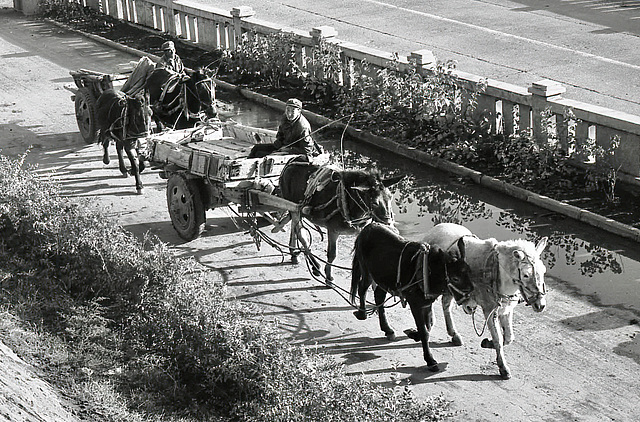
[
  {"xmin": 350, "ymin": 222, "xmax": 477, "ymax": 372},
  {"xmin": 96, "ymin": 90, "xmax": 151, "ymax": 194},
  {"xmin": 145, "ymin": 67, "xmax": 217, "ymax": 130},
  {"xmin": 279, "ymin": 162, "xmax": 404, "ymax": 282}
]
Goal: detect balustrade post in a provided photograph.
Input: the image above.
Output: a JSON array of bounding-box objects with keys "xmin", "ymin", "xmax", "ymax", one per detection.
[
  {"xmin": 164, "ymin": 0, "xmax": 176, "ymax": 36},
  {"xmin": 528, "ymin": 79, "xmax": 565, "ymax": 143},
  {"xmin": 310, "ymin": 26, "xmax": 338, "ymax": 81},
  {"xmin": 231, "ymin": 7, "xmax": 255, "ymax": 50},
  {"xmin": 408, "ymin": 49, "xmax": 436, "ymax": 76},
  {"xmin": 85, "ymin": 0, "xmax": 100, "ymax": 12}
]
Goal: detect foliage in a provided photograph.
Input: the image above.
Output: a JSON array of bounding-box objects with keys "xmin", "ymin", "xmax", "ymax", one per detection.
[
  {"xmin": 575, "ymin": 134, "xmax": 622, "ymax": 203},
  {"xmin": 301, "ymin": 37, "xmax": 348, "ymax": 104},
  {"xmin": 222, "ymin": 31, "xmax": 302, "ymax": 88},
  {"xmin": 0, "ymin": 154, "xmax": 450, "ymax": 421},
  {"xmin": 39, "ymin": 0, "xmax": 92, "ymax": 21}
]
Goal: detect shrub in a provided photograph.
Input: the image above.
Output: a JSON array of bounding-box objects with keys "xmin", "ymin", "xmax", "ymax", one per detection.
[{"xmin": 0, "ymin": 153, "xmax": 450, "ymax": 421}]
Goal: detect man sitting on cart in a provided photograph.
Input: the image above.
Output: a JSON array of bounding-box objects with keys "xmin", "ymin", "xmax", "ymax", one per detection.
[
  {"xmin": 248, "ymin": 98, "xmax": 323, "ymax": 161},
  {"xmin": 157, "ymin": 41, "xmax": 185, "ymax": 75}
]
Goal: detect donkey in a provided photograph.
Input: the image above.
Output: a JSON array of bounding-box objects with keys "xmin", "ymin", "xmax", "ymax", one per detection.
[
  {"xmin": 423, "ymin": 222, "xmax": 548, "ymax": 379},
  {"xmin": 350, "ymin": 222, "xmax": 477, "ymax": 372},
  {"xmin": 96, "ymin": 90, "xmax": 151, "ymax": 194},
  {"xmin": 145, "ymin": 67, "xmax": 217, "ymax": 131}
]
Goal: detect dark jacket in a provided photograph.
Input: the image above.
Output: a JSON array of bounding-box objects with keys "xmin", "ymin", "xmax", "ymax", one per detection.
[{"xmin": 273, "ymin": 114, "xmax": 320, "ymax": 157}]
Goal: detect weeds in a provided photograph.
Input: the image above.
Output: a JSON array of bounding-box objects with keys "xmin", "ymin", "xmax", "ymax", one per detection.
[{"xmin": 0, "ymin": 154, "xmax": 450, "ymax": 421}]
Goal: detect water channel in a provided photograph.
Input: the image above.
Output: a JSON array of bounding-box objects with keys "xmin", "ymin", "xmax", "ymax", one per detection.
[{"xmin": 217, "ymin": 90, "xmax": 640, "ymax": 318}]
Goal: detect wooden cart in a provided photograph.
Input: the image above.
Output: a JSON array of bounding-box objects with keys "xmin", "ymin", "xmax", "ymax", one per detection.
[{"xmin": 147, "ymin": 120, "xmax": 310, "ymax": 240}]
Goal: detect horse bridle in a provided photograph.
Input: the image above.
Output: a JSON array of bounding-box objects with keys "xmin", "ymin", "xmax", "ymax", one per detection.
[
  {"xmin": 340, "ymin": 181, "xmax": 393, "ymax": 229},
  {"xmin": 494, "ymin": 248, "xmax": 546, "ymax": 306}
]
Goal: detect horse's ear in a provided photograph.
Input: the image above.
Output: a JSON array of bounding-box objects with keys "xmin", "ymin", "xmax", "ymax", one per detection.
[
  {"xmin": 331, "ymin": 172, "xmax": 342, "ymax": 183},
  {"xmin": 513, "ymin": 250, "xmax": 526, "ymax": 260},
  {"xmin": 535, "ymin": 237, "xmax": 548, "ymax": 255},
  {"xmin": 457, "ymin": 237, "xmax": 466, "ymax": 260},
  {"xmin": 382, "ymin": 175, "xmax": 404, "ymax": 188}
]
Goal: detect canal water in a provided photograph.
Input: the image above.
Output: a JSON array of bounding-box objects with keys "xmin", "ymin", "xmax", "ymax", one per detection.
[{"xmin": 217, "ymin": 90, "xmax": 640, "ymax": 318}]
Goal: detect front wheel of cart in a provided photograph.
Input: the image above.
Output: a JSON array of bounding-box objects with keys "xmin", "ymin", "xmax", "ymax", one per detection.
[{"xmin": 167, "ymin": 172, "xmax": 206, "ymax": 241}]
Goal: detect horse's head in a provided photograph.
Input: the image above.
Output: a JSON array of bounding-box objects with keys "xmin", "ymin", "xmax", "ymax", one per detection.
[
  {"xmin": 504, "ymin": 237, "xmax": 548, "ymax": 312},
  {"xmin": 343, "ymin": 171, "xmax": 404, "ymax": 227},
  {"xmin": 437, "ymin": 238, "xmax": 476, "ymax": 314},
  {"xmin": 186, "ymin": 68, "xmax": 217, "ymax": 118},
  {"xmin": 122, "ymin": 94, "xmax": 151, "ymax": 138}
]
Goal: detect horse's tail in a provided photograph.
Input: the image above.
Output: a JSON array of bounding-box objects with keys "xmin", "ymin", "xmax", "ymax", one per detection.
[{"xmin": 350, "ymin": 236, "xmax": 366, "ymax": 305}]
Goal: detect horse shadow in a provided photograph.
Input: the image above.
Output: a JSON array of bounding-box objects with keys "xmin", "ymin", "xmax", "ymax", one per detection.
[{"xmin": 561, "ymin": 310, "xmax": 637, "ymax": 332}]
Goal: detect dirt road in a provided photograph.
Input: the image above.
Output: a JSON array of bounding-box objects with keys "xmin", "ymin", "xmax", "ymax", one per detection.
[{"xmin": 1, "ymin": 10, "xmax": 639, "ymax": 422}]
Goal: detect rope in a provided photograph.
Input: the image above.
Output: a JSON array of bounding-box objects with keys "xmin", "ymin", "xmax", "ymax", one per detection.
[{"xmin": 471, "ymin": 305, "xmax": 499, "ymax": 337}]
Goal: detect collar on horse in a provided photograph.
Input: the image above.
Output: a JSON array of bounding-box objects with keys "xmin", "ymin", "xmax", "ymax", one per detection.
[
  {"xmin": 301, "ymin": 167, "xmax": 374, "ymax": 228},
  {"xmin": 156, "ymin": 75, "xmax": 211, "ymax": 124},
  {"xmin": 105, "ymin": 93, "xmax": 148, "ymax": 142}
]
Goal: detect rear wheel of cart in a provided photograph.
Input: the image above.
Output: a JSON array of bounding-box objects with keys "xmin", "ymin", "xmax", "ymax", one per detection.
[
  {"xmin": 167, "ymin": 172, "xmax": 206, "ymax": 240},
  {"xmin": 75, "ymin": 88, "xmax": 98, "ymax": 144}
]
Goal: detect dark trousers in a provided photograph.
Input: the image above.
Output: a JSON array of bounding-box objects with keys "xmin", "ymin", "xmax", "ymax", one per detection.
[{"xmin": 248, "ymin": 143, "xmax": 278, "ymax": 158}]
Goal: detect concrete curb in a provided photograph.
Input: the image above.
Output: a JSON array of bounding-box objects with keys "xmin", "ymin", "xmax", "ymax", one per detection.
[{"xmin": 46, "ymin": 18, "xmax": 640, "ymax": 244}]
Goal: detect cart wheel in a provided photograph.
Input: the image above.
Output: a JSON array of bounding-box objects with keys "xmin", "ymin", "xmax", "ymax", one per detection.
[
  {"xmin": 167, "ymin": 172, "xmax": 206, "ymax": 241},
  {"xmin": 75, "ymin": 88, "xmax": 98, "ymax": 144}
]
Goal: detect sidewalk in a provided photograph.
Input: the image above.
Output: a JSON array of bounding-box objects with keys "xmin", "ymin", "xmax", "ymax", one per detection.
[{"xmin": 201, "ymin": 0, "xmax": 640, "ymax": 117}]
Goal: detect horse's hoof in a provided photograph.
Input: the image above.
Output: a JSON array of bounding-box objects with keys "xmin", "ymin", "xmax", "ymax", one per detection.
[
  {"xmin": 499, "ymin": 367, "xmax": 511, "ymax": 379},
  {"xmin": 403, "ymin": 328, "xmax": 420, "ymax": 342},
  {"xmin": 103, "ymin": 156, "xmax": 110, "ymax": 165},
  {"xmin": 353, "ymin": 310, "xmax": 367, "ymax": 320},
  {"xmin": 427, "ymin": 363, "xmax": 440, "ymax": 372},
  {"xmin": 451, "ymin": 334, "xmax": 463, "ymax": 346},
  {"xmin": 323, "ymin": 280, "xmax": 333, "ymax": 289},
  {"xmin": 481, "ymin": 338, "xmax": 495, "ymax": 349},
  {"xmin": 385, "ymin": 332, "xmax": 396, "ymax": 341},
  {"xmin": 291, "ymin": 255, "xmax": 299, "ymax": 265},
  {"xmin": 136, "ymin": 188, "xmax": 144, "ymax": 195}
]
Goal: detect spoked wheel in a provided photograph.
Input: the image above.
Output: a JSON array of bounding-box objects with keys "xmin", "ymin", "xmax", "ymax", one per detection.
[
  {"xmin": 166, "ymin": 172, "xmax": 206, "ymax": 241},
  {"xmin": 74, "ymin": 88, "xmax": 98, "ymax": 144}
]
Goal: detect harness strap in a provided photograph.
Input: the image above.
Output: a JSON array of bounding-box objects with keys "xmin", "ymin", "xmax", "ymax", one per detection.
[{"xmin": 421, "ymin": 243, "xmax": 430, "ymax": 298}]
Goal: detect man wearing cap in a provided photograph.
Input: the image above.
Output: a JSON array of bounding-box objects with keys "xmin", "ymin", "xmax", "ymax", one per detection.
[
  {"xmin": 248, "ymin": 98, "xmax": 323, "ymax": 160},
  {"xmin": 157, "ymin": 41, "xmax": 184, "ymax": 75}
]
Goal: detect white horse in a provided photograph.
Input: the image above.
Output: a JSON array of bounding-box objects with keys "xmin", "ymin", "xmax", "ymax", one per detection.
[{"xmin": 422, "ymin": 223, "xmax": 547, "ymax": 379}]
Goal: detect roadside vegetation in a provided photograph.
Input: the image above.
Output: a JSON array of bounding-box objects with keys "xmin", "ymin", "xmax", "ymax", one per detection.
[{"xmin": 0, "ymin": 153, "xmax": 452, "ymax": 420}]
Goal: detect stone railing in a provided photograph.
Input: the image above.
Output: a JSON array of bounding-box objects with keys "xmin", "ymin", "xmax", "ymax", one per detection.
[{"xmin": 15, "ymin": 0, "xmax": 640, "ymax": 183}]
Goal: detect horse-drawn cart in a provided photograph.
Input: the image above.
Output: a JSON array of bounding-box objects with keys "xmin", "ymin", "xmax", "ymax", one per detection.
[
  {"xmin": 147, "ymin": 120, "xmax": 308, "ymax": 240},
  {"xmin": 66, "ymin": 69, "xmax": 129, "ymax": 144}
]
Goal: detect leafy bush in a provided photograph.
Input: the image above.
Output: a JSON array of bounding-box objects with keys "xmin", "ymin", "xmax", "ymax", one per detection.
[
  {"xmin": 0, "ymin": 153, "xmax": 450, "ymax": 421},
  {"xmin": 222, "ymin": 31, "xmax": 302, "ymax": 88}
]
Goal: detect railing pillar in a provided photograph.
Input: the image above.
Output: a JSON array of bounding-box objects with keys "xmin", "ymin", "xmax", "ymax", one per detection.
[
  {"xmin": 86, "ymin": 0, "xmax": 100, "ymax": 12},
  {"xmin": 310, "ymin": 25, "xmax": 338, "ymax": 41},
  {"xmin": 309, "ymin": 26, "xmax": 338, "ymax": 81},
  {"xmin": 528, "ymin": 79, "xmax": 566, "ymax": 142},
  {"xmin": 164, "ymin": 0, "xmax": 176, "ymax": 36},
  {"xmin": 408, "ymin": 49, "xmax": 436, "ymax": 76},
  {"xmin": 231, "ymin": 6, "xmax": 255, "ymax": 49}
]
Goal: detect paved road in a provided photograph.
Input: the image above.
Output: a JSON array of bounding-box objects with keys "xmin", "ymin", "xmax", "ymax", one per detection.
[
  {"xmin": 2, "ymin": 9, "xmax": 640, "ymax": 422},
  {"xmin": 204, "ymin": 0, "xmax": 640, "ymax": 116}
]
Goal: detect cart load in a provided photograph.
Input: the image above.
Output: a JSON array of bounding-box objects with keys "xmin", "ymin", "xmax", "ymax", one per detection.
[{"xmin": 147, "ymin": 120, "xmax": 329, "ymax": 240}]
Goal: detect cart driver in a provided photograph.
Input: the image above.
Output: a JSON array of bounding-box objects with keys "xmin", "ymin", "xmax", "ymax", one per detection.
[
  {"xmin": 248, "ymin": 98, "xmax": 323, "ymax": 161},
  {"xmin": 157, "ymin": 41, "xmax": 185, "ymax": 75}
]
